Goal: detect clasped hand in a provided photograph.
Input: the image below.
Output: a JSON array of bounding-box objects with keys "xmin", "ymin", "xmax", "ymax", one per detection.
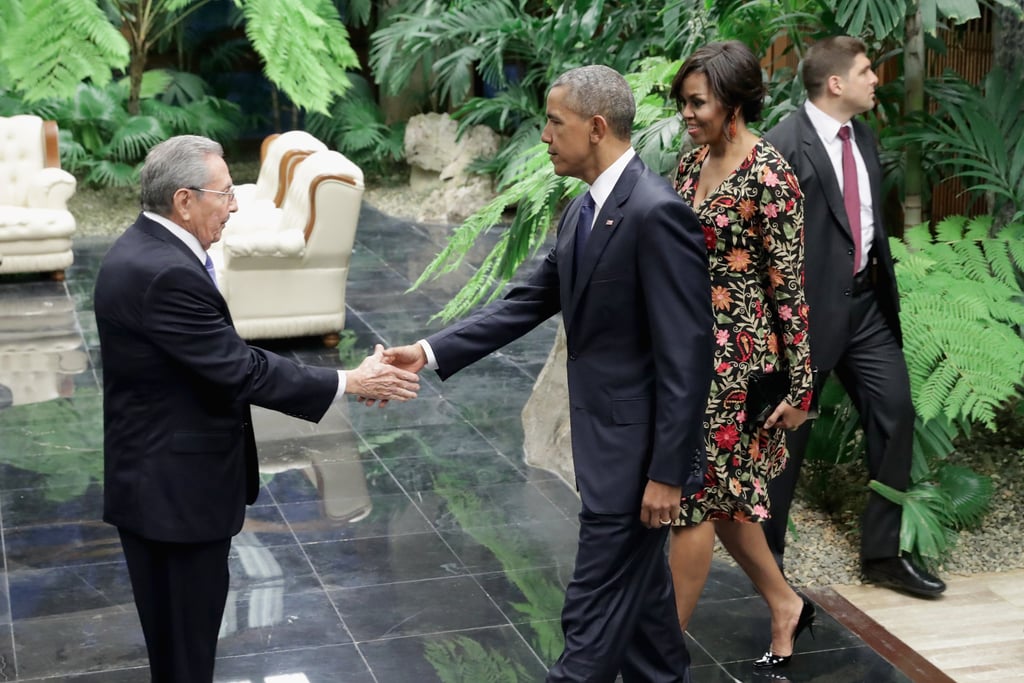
[{"xmin": 347, "ymin": 344, "xmax": 420, "ymax": 406}]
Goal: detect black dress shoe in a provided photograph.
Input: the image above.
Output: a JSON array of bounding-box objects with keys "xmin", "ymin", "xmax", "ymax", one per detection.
[{"xmin": 862, "ymin": 556, "xmax": 946, "ymax": 597}]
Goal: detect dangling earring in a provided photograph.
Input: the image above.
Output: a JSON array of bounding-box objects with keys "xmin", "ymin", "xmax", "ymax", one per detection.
[{"xmin": 728, "ymin": 117, "xmax": 738, "ymax": 139}]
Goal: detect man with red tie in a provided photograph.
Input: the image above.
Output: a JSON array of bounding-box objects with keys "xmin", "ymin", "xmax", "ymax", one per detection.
[{"xmin": 764, "ymin": 36, "xmax": 946, "ymax": 597}]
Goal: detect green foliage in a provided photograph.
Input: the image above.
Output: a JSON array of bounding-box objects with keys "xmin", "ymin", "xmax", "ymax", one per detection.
[
  {"xmin": 0, "ymin": 0, "xmax": 128, "ymax": 102},
  {"xmin": 236, "ymin": 0, "xmax": 360, "ymax": 115},
  {"xmin": 0, "ymin": 70, "xmax": 242, "ymax": 187},
  {"xmin": 804, "ymin": 216, "xmax": 1023, "ymax": 562},
  {"xmin": 804, "ymin": 377, "xmax": 861, "ymax": 468},
  {"xmin": 412, "ymin": 142, "xmax": 579, "ymax": 321},
  {"xmin": 831, "ymin": 0, "xmax": 906, "ymax": 40},
  {"xmin": 0, "ymin": 0, "xmax": 360, "ymax": 117},
  {"xmin": 891, "ymin": 68, "xmax": 1024, "ymax": 224},
  {"xmin": 891, "ymin": 217, "xmax": 1024, "ymax": 428},
  {"xmin": 870, "ymin": 462, "xmax": 991, "ymax": 566},
  {"xmin": 306, "ymin": 74, "xmax": 406, "ymax": 175}
]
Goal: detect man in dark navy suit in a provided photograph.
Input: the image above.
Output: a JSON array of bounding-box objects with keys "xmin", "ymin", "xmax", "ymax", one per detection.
[
  {"xmin": 764, "ymin": 36, "xmax": 945, "ymax": 597},
  {"xmin": 94, "ymin": 135, "xmax": 420, "ymax": 682},
  {"xmin": 385, "ymin": 66, "xmax": 714, "ymax": 682}
]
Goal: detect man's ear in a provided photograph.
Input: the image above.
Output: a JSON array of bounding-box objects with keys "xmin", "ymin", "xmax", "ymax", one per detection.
[
  {"xmin": 827, "ymin": 73, "xmax": 844, "ymax": 97},
  {"xmin": 172, "ymin": 187, "xmax": 193, "ymax": 221},
  {"xmin": 590, "ymin": 114, "xmax": 609, "ymax": 143}
]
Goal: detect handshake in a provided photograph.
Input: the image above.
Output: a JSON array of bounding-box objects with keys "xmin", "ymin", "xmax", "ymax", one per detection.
[{"xmin": 344, "ymin": 343, "xmax": 429, "ymax": 407}]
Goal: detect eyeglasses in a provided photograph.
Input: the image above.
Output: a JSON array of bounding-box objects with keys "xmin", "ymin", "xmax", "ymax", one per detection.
[{"xmin": 188, "ymin": 186, "xmax": 236, "ymax": 202}]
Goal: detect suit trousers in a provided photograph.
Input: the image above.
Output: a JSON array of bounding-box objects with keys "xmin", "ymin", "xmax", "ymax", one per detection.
[
  {"xmin": 547, "ymin": 507, "xmax": 690, "ymax": 683},
  {"xmin": 765, "ymin": 288, "xmax": 914, "ymax": 564},
  {"xmin": 119, "ymin": 528, "xmax": 232, "ymax": 683}
]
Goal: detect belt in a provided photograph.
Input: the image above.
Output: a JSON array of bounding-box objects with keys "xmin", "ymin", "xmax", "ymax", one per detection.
[{"xmin": 851, "ymin": 268, "xmax": 873, "ymax": 295}]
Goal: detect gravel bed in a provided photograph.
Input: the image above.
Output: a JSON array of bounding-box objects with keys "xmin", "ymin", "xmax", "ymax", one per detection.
[{"xmin": 69, "ymin": 176, "xmax": 1024, "ymax": 589}]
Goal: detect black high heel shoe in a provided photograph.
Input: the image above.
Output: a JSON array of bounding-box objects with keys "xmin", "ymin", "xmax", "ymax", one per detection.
[{"xmin": 753, "ymin": 595, "xmax": 816, "ymax": 670}]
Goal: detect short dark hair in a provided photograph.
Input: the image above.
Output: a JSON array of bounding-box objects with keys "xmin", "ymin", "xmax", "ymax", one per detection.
[
  {"xmin": 801, "ymin": 35, "xmax": 868, "ymax": 100},
  {"xmin": 550, "ymin": 65, "xmax": 636, "ymax": 140},
  {"xmin": 670, "ymin": 41, "xmax": 766, "ymax": 125}
]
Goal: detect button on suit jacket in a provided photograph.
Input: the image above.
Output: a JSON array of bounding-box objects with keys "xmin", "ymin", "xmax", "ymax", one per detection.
[{"xmin": 427, "ymin": 156, "xmax": 714, "ymax": 514}]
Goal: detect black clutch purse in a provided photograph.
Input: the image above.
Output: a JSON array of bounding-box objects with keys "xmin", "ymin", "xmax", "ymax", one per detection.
[{"xmin": 745, "ymin": 370, "xmax": 790, "ymax": 430}]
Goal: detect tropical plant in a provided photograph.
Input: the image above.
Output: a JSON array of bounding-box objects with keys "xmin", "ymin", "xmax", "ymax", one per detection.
[
  {"xmin": 0, "ymin": 69, "xmax": 242, "ymax": 187},
  {"xmin": 806, "ymin": 216, "xmax": 1024, "ymax": 565},
  {"xmin": 0, "ymin": 0, "xmax": 128, "ymax": 103},
  {"xmin": 890, "ymin": 216, "xmax": 1024, "ymax": 427},
  {"xmin": 0, "ymin": 0, "xmax": 360, "ymax": 116},
  {"xmin": 891, "ymin": 68, "xmax": 1024, "ymax": 225},
  {"xmin": 306, "ymin": 74, "xmax": 406, "ymax": 176}
]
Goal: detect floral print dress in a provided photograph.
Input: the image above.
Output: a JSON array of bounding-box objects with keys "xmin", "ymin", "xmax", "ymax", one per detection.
[{"xmin": 674, "ymin": 139, "xmax": 814, "ymax": 525}]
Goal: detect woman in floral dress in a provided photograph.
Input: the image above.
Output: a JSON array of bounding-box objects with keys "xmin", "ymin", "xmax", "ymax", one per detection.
[{"xmin": 667, "ymin": 41, "xmax": 817, "ymax": 669}]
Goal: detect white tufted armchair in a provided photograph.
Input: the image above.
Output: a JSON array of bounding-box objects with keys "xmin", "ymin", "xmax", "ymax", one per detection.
[
  {"xmin": 227, "ymin": 130, "xmax": 328, "ymax": 231},
  {"xmin": 213, "ymin": 150, "xmax": 364, "ymax": 346},
  {"xmin": 0, "ymin": 115, "xmax": 77, "ymax": 277}
]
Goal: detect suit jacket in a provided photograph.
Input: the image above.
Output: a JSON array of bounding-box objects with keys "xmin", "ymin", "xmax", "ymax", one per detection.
[
  {"xmin": 94, "ymin": 213, "xmax": 339, "ymax": 543},
  {"xmin": 765, "ymin": 108, "xmax": 902, "ymax": 372},
  {"xmin": 427, "ymin": 156, "xmax": 714, "ymax": 515}
]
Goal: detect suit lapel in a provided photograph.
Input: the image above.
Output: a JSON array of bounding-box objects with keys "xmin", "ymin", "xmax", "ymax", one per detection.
[
  {"xmin": 134, "ymin": 214, "xmax": 231, "ymax": 318},
  {"xmin": 799, "ymin": 109, "xmax": 855, "ymax": 247},
  {"xmin": 565, "ymin": 157, "xmax": 642, "ymax": 325}
]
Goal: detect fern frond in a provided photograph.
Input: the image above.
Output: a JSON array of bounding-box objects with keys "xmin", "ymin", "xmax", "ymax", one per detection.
[
  {"xmin": 238, "ymin": 0, "xmax": 359, "ymax": 115},
  {"xmin": 1, "ymin": 0, "xmax": 128, "ymax": 102}
]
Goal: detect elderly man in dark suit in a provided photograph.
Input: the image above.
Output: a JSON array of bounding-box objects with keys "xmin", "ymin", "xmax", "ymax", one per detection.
[
  {"xmin": 763, "ymin": 36, "xmax": 945, "ymax": 597},
  {"xmin": 384, "ymin": 65, "xmax": 713, "ymax": 682},
  {"xmin": 94, "ymin": 135, "xmax": 420, "ymax": 682}
]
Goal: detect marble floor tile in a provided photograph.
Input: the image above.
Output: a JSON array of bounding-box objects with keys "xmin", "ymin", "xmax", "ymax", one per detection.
[
  {"xmin": 330, "ymin": 574, "xmax": 507, "ymax": 641},
  {"xmin": 357, "ymin": 625, "xmax": 548, "ymax": 683},
  {"xmin": 301, "ymin": 532, "xmax": 466, "ymax": 589}
]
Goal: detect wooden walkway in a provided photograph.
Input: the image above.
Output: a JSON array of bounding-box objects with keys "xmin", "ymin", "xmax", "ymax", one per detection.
[{"xmin": 823, "ymin": 570, "xmax": 1024, "ymax": 682}]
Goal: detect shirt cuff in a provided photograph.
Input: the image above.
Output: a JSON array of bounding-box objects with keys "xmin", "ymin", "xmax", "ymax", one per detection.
[
  {"xmin": 418, "ymin": 339, "xmax": 438, "ymax": 371},
  {"xmin": 334, "ymin": 370, "xmax": 346, "ymax": 400}
]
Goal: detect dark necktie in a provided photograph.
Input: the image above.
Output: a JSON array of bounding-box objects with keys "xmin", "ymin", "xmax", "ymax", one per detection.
[
  {"xmin": 838, "ymin": 125, "xmax": 862, "ymax": 274},
  {"xmin": 204, "ymin": 253, "xmax": 218, "ymax": 287},
  {"xmin": 574, "ymin": 192, "xmax": 595, "ymax": 264}
]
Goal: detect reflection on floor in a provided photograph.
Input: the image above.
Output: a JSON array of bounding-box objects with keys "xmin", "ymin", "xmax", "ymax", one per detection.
[{"xmin": 0, "ymin": 207, "xmax": 924, "ymax": 681}]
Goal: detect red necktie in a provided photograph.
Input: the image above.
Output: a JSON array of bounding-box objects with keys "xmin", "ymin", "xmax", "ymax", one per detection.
[{"xmin": 838, "ymin": 125, "xmax": 862, "ymax": 274}]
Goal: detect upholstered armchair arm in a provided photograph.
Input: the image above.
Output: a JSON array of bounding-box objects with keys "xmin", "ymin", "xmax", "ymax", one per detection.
[
  {"xmin": 223, "ymin": 228, "xmax": 306, "ymax": 258},
  {"xmin": 25, "ymin": 168, "xmax": 77, "ymax": 210}
]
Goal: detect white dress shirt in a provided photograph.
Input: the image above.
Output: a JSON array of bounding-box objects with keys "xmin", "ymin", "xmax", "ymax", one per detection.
[
  {"xmin": 803, "ymin": 101, "xmax": 874, "ymax": 272},
  {"xmin": 144, "ymin": 211, "xmax": 347, "ymax": 398}
]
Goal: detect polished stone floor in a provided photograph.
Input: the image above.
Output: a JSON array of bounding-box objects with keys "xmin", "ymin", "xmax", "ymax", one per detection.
[{"xmin": 0, "ymin": 205, "xmax": 920, "ymax": 681}]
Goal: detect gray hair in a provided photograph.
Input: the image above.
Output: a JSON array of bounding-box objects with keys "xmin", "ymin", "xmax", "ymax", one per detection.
[
  {"xmin": 550, "ymin": 65, "xmax": 635, "ymax": 140},
  {"xmin": 140, "ymin": 135, "xmax": 224, "ymax": 215}
]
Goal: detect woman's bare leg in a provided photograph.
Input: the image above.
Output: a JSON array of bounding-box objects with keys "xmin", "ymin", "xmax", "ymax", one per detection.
[
  {"xmin": 714, "ymin": 520, "xmax": 806, "ymax": 656},
  {"xmin": 668, "ymin": 522, "xmax": 716, "ymax": 633}
]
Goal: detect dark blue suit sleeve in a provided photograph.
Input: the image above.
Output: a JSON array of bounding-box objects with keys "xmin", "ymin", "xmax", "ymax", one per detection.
[{"xmin": 638, "ymin": 194, "xmax": 714, "ymax": 493}]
